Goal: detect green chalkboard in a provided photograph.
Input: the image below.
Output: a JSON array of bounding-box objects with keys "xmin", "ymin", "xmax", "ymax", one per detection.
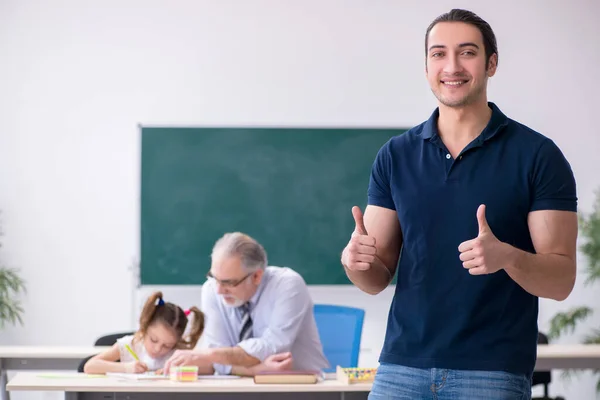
[{"xmin": 140, "ymin": 127, "xmax": 406, "ymax": 285}]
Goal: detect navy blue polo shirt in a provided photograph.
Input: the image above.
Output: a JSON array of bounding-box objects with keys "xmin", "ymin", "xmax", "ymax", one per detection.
[{"xmin": 368, "ymin": 102, "xmax": 577, "ymax": 375}]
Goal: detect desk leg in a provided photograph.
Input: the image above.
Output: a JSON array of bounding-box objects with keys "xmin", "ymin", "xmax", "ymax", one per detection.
[{"xmin": 0, "ymin": 365, "xmax": 9, "ymax": 400}]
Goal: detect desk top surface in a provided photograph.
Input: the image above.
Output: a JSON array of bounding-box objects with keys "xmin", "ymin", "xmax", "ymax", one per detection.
[
  {"xmin": 0, "ymin": 346, "xmax": 110, "ymax": 358},
  {"xmin": 536, "ymin": 344, "xmax": 600, "ymax": 357},
  {"xmin": 7, "ymin": 373, "xmax": 372, "ymax": 393},
  {"xmin": 6, "ymin": 345, "xmax": 600, "ymax": 392}
]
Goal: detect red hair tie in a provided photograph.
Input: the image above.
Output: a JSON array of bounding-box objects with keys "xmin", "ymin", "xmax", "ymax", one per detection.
[{"xmin": 184, "ymin": 309, "xmax": 191, "ymax": 316}]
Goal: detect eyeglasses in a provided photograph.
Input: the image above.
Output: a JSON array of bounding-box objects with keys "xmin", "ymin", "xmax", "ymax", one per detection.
[{"xmin": 206, "ymin": 270, "xmax": 253, "ymax": 288}]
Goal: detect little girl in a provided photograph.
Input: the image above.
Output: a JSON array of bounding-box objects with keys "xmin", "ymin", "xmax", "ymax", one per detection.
[{"xmin": 84, "ymin": 291, "xmax": 204, "ymax": 374}]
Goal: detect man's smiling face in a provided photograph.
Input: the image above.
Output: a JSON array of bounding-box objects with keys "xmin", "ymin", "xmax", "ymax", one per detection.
[{"xmin": 425, "ymin": 21, "xmax": 497, "ymax": 108}]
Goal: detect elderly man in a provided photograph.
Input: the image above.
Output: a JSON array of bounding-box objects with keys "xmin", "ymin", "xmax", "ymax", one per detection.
[{"xmin": 164, "ymin": 232, "xmax": 329, "ymax": 376}]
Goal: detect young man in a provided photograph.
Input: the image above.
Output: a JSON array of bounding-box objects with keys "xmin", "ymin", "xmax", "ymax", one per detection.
[
  {"xmin": 164, "ymin": 232, "xmax": 329, "ymax": 376},
  {"xmin": 341, "ymin": 9, "xmax": 577, "ymax": 400}
]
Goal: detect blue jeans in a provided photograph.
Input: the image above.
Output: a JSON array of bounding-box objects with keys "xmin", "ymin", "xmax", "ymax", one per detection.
[{"xmin": 368, "ymin": 363, "xmax": 532, "ymax": 400}]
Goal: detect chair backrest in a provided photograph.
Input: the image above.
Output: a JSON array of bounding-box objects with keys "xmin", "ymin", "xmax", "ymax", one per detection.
[
  {"xmin": 94, "ymin": 332, "xmax": 135, "ymax": 346},
  {"xmin": 532, "ymin": 331, "xmax": 552, "ymax": 387},
  {"xmin": 313, "ymin": 304, "xmax": 365, "ymax": 372},
  {"xmin": 77, "ymin": 331, "xmax": 135, "ymax": 372}
]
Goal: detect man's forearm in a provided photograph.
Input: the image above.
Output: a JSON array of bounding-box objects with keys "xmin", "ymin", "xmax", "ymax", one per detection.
[
  {"xmin": 230, "ymin": 365, "xmax": 257, "ymax": 377},
  {"xmin": 344, "ymin": 256, "xmax": 393, "ymax": 295},
  {"xmin": 505, "ymin": 247, "xmax": 576, "ymax": 301},
  {"xmin": 197, "ymin": 365, "xmax": 215, "ymax": 375},
  {"xmin": 208, "ymin": 347, "xmax": 260, "ymax": 368}
]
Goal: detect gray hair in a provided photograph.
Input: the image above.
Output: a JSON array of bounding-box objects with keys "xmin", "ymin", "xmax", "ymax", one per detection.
[{"xmin": 210, "ymin": 232, "xmax": 268, "ymax": 272}]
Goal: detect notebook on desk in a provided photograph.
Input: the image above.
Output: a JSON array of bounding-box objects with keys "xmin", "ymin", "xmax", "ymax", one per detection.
[{"xmin": 253, "ymin": 370, "xmax": 321, "ymax": 384}]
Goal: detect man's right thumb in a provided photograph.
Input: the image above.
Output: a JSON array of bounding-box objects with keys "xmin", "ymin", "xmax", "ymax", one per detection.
[{"xmin": 352, "ymin": 206, "xmax": 368, "ymax": 235}]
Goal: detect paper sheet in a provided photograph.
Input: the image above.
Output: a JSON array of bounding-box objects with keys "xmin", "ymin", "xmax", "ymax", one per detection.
[
  {"xmin": 38, "ymin": 373, "xmax": 106, "ymax": 379},
  {"xmin": 106, "ymin": 372, "xmax": 168, "ymax": 380},
  {"xmin": 197, "ymin": 375, "xmax": 241, "ymax": 379}
]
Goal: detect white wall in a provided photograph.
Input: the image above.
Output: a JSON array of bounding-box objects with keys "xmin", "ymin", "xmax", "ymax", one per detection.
[{"xmin": 1, "ymin": 0, "xmax": 599, "ymax": 399}]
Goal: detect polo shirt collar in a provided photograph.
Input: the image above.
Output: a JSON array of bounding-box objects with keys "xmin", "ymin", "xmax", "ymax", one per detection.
[{"xmin": 421, "ymin": 102, "xmax": 509, "ymax": 143}]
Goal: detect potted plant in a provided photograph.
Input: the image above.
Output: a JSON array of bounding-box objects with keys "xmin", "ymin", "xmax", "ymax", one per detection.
[
  {"xmin": 548, "ymin": 188, "xmax": 600, "ymax": 391},
  {"xmin": 0, "ymin": 219, "xmax": 26, "ymax": 329}
]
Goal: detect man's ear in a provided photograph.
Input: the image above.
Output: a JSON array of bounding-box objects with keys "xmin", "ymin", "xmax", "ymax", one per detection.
[
  {"xmin": 253, "ymin": 269, "xmax": 264, "ymax": 285},
  {"xmin": 487, "ymin": 53, "xmax": 498, "ymax": 77}
]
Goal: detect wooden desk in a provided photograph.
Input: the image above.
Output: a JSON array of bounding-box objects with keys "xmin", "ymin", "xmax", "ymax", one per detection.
[
  {"xmin": 7, "ymin": 372, "xmax": 371, "ymax": 400},
  {"xmin": 0, "ymin": 346, "xmax": 109, "ymax": 400},
  {"xmin": 3, "ymin": 345, "xmax": 600, "ymax": 400},
  {"xmin": 535, "ymin": 344, "xmax": 600, "ymax": 369}
]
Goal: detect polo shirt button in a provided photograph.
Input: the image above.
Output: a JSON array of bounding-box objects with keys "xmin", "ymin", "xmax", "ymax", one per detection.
[{"xmin": 446, "ymin": 154, "xmax": 451, "ymax": 159}]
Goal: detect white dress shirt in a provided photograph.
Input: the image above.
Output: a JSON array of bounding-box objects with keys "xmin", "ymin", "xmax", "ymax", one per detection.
[{"xmin": 201, "ymin": 266, "xmax": 330, "ymax": 374}]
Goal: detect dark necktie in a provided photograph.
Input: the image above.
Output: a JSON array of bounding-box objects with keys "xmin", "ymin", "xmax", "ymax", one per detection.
[{"xmin": 239, "ymin": 302, "xmax": 253, "ymax": 342}]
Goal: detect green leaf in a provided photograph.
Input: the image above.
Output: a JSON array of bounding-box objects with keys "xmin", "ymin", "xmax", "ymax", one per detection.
[
  {"xmin": 583, "ymin": 328, "xmax": 600, "ymax": 345},
  {"xmin": 0, "ymin": 217, "xmax": 26, "ymax": 330},
  {"xmin": 579, "ymin": 189, "xmax": 600, "ymax": 286},
  {"xmin": 547, "ymin": 306, "xmax": 593, "ymax": 340},
  {"xmin": 0, "ymin": 268, "xmax": 26, "ymax": 294},
  {"xmin": 559, "ymin": 368, "xmax": 582, "ymax": 382},
  {"xmin": 557, "ymin": 369, "xmax": 600, "ymax": 393},
  {"xmin": 0, "ymin": 269, "xmax": 27, "ymax": 329}
]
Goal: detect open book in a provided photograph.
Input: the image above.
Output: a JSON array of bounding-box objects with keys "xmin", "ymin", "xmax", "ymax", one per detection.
[{"xmin": 106, "ymin": 372, "xmax": 168, "ymax": 381}]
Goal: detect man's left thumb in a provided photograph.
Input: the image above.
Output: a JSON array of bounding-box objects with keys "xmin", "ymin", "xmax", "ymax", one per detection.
[{"xmin": 477, "ymin": 204, "xmax": 490, "ymax": 235}]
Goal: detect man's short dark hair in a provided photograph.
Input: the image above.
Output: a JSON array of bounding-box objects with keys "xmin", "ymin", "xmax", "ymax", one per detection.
[{"xmin": 425, "ymin": 9, "xmax": 498, "ymax": 68}]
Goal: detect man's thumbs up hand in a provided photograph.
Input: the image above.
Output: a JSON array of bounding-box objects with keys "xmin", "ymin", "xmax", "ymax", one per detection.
[
  {"xmin": 342, "ymin": 206, "xmax": 377, "ymax": 271},
  {"xmin": 352, "ymin": 206, "xmax": 368, "ymax": 236},
  {"xmin": 458, "ymin": 204, "xmax": 511, "ymax": 275}
]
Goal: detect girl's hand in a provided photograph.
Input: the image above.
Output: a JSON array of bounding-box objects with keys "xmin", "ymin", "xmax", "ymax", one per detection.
[{"xmin": 125, "ymin": 361, "xmax": 148, "ymax": 374}]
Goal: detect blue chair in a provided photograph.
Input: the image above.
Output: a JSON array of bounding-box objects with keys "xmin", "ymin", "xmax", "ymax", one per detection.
[{"xmin": 313, "ymin": 304, "xmax": 365, "ymax": 372}]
